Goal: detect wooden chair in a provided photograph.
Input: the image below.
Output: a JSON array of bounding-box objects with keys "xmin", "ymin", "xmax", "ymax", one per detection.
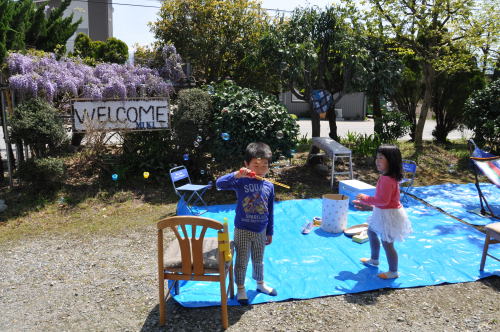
[
  {"xmin": 479, "ymin": 222, "xmax": 500, "ymax": 271},
  {"xmin": 157, "ymin": 216, "xmax": 234, "ymax": 329}
]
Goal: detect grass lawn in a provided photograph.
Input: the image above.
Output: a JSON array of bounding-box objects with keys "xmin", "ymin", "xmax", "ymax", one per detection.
[{"xmin": 0, "ymin": 140, "xmax": 482, "ymax": 243}]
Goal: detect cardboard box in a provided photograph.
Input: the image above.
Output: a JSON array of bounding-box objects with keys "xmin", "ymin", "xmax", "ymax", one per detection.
[{"xmin": 339, "ymin": 179, "xmax": 376, "ymax": 206}]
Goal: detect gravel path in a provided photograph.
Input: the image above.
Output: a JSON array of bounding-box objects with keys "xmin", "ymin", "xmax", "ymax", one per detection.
[{"xmin": 1, "ymin": 228, "xmax": 498, "ymax": 332}]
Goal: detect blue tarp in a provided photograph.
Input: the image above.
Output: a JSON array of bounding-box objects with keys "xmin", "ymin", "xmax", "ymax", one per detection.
[
  {"xmin": 172, "ymin": 185, "xmax": 499, "ymax": 308},
  {"xmin": 411, "ymin": 183, "xmax": 500, "ymax": 226}
]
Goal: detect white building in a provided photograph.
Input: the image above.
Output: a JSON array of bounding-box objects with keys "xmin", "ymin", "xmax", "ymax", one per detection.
[{"xmin": 34, "ymin": 0, "xmax": 113, "ymax": 51}]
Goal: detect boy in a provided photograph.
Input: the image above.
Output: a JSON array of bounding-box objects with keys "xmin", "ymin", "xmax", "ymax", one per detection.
[{"xmin": 216, "ymin": 142, "xmax": 277, "ymax": 305}]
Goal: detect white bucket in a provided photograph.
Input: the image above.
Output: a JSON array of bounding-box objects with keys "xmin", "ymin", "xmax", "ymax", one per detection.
[{"xmin": 321, "ymin": 194, "xmax": 349, "ymax": 233}]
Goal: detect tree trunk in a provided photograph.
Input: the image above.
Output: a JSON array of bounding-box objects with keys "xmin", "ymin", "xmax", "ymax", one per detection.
[
  {"xmin": 311, "ymin": 104, "xmax": 321, "ymax": 138},
  {"xmin": 415, "ymin": 63, "xmax": 435, "ymax": 149},
  {"xmin": 7, "ymin": 143, "xmax": 15, "ymax": 170},
  {"xmin": 71, "ymin": 132, "xmax": 85, "ymax": 146},
  {"xmin": 307, "ymin": 100, "xmax": 323, "ymax": 165},
  {"xmin": 372, "ymin": 95, "xmax": 383, "ymax": 137},
  {"xmin": 326, "ymin": 104, "xmax": 338, "ymax": 141},
  {"xmin": 432, "ymin": 123, "xmax": 448, "ymax": 144},
  {"xmin": 0, "ymin": 149, "xmax": 4, "ymax": 182},
  {"xmin": 16, "ymin": 141, "xmax": 24, "ymax": 163},
  {"xmin": 0, "ymin": 105, "xmax": 4, "ymax": 182}
]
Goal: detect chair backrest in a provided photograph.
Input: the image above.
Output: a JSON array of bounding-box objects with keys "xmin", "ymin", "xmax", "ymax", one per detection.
[
  {"xmin": 468, "ymin": 139, "xmax": 500, "ymax": 187},
  {"xmin": 157, "ymin": 216, "xmax": 228, "ymax": 276},
  {"xmin": 402, "ymin": 160, "xmax": 417, "ymax": 174},
  {"xmin": 401, "ymin": 159, "xmax": 417, "ymax": 195},
  {"xmin": 169, "ymin": 166, "xmax": 191, "ymax": 193}
]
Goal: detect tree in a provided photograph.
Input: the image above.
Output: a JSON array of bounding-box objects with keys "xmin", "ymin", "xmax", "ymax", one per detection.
[
  {"xmin": 258, "ymin": 4, "xmax": 364, "ymax": 140},
  {"xmin": 0, "ymin": 0, "xmax": 29, "ymax": 63},
  {"xmin": 463, "ymin": 0, "xmax": 499, "ymax": 75},
  {"xmin": 431, "ymin": 51, "xmax": 485, "ymax": 143},
  {"xmin": 9, "ymin": 98, "xmax": 66, "ymax": 157},
  {"xmin": 29, "ymin": 0, "xmax": 81, "ymax": 52},
  {"xmin": 4, "ymin": 0, "xmax": 31, "ymax": 52},
  {"xmin": 73, "ymin": 33, "xmax": 129, "ymax": 64},
  {"xmin": 151, "ymin": 0, "xmax": 269, "ymax": 84},
  {"xmin": 359, "ymin": 18, "xmax": 405, "ymax": 138},
  {"xmin": 367, "ymin": 0, "xmax": 482, "ymax": 149},
  {"xmin": 100, "ymin": 37, "xmax": 128, "ymax": 64},
  {"xmin": 389, "ymin": 54, "xmax": 424, "ymax": 141},
  {"xmin": 462, "ymin": 79, "xmax": 500, "ymax": 151},
  {"xmin": 0, "ymin": 0, "xmax": 82, "ymax": 63}
]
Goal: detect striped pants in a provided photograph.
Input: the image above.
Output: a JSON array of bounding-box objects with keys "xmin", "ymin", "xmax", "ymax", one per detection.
[{"xmin": 234, "ymin": 228, "xmax": 266, "ymax": 286}]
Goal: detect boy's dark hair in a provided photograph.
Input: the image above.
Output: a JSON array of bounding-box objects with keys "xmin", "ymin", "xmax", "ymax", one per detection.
[
  {"xmin": 377, "ymin": 144, "xmax": 403, "ymax": 181},
  {"xmin": 245, "ymin": 142, "xmax": 272, "ymax": 163}
]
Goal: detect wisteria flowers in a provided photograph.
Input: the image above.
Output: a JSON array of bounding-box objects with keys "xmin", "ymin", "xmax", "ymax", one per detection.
[{"xmin": 6, "ymin": 52, "xmax": 177, "ymax": 102}]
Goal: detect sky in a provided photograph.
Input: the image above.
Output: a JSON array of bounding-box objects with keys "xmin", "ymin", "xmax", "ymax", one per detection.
[{"xmin": 113, "ymin": 0, "xmax": 337, "ymax": 49}]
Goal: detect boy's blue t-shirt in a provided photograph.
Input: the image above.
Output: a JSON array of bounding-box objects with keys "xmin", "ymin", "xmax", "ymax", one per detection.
[{"xmin": 216, "ymin": 172, "xmax": 274, "ymax": 236}]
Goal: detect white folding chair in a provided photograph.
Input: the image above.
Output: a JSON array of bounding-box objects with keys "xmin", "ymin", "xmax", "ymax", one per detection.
[
  {"xmin": 400, "ymin": 159, "xmax": 417, "ymax": 201},
  {"xmin": 169, "ymin": 166, "xmax": 211, "ymax": 215}
]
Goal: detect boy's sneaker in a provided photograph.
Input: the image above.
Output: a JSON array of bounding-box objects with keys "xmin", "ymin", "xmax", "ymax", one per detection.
[
  {"xmin": 256, "ymin": 282, "xmax": 277, "ymax": 296},
  {"xmin": 236, "ymin": 287, "xmax": 248, "ymax": 305},
  {"xmin": 360, "ymin": 257, "xmax": 379, "ymax": 266},
  {"xmin": 378, "ymin": 271, "xmax": 399, "ymax": 279}
]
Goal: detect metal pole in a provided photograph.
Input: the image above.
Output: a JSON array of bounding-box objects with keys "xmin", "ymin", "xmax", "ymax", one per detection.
[
  {"xmin": 10, "ymin": 90, "xmax": 21, "ymax": 167},
  {"xmin": 0, "ymin": 86, "xmax": 14, "ymax": 188}
]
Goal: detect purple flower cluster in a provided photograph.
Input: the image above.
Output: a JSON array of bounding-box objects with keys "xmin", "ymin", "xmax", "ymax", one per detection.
[
  {"xmin": 159, "ymin": 44, "xmax": 186, "ymax": 83},
  {"xmin": 6, "ymin": 52, "xmax": 174, "ymax": 101}
]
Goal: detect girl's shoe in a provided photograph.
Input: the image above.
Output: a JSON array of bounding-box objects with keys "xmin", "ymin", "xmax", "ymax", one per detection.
[
  {"xmin": 360, "ymin": 257, "xmax": 379, "ymax": 266},
  {"xmin": 301, "ymin": 221, "xmax": 314, "ymax": 234},
  {"xmin": 378, "ymin": 271, "xmax": 399, "ymax": 279}
]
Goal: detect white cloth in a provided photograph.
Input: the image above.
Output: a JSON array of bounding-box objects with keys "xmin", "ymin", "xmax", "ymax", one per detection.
[{"xmin": 367, "ymin": 207, "xmax": 412, "ymax": 243}]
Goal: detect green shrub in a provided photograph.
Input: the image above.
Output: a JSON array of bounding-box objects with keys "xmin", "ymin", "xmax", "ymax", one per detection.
[
  {"xmin": 101, "ymin": 37, "xmax": 128, "ymax": 64},
  {"xmin": 379, "ymin": 110, "xmax": 411, "ymax": 143},
  {"xmin": 296, "ymin": 134, "xmax": 311, "ymax": 152},
  {"xmin": 463, "ymin": 79, "xmax": 500, "ymax": 152},
  {"xmin": 173, "ymin": 88, "xmax": 213, "ymax": 148},
  {"xmin": 9, "ymin": 98, "xmax": 67, "ymax": 157},
  {"xmin": 73, "ymin": 33, "xmax": 128, "ymax": 64},
  {"xmin": 120, "ymin": 130, "xmax": 177, "ymax": 178},
  {"xmin": 73, "ymin": 33, "xmax": 93, "ymax": 58},
  {"xmin": 209, "ymin": 81, "xmax": 299, "ymax": 165},
  {"xmin": 340, "ymin": 131, "xmax": 382, "ymax": 157},
  {"xmin": 16, "ymin": 157, "xmax": 65, "ymax": 189},
  {"xmin": 169, "ymin": 88, "xmax": 214, "ymax": 175}
]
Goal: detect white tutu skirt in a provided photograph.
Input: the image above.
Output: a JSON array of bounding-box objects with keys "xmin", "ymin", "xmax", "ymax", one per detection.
[{"xmin": 367, "ymin": 207, "xmax": 412, "ymax": 243}]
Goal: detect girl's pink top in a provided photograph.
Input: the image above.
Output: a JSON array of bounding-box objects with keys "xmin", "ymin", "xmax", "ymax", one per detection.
[{"xmin": 359, "ymin": 175, "xmax": 402, "ymax": 209}]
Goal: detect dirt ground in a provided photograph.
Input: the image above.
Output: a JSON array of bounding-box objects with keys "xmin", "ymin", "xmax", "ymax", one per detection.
[
  {"xmin": 0, "ymin": 227, "xmax": 498, "ymax": 332},
  {"xmin": 0, "ymin": 144, "xmax": 498, "ymax": 331}
]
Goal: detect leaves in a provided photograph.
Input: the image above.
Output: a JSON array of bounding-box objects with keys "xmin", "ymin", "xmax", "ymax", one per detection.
[
  {"xmin": 209, "ymin": 81, "xmax": 299, "ymax": 165},
  {"xmin": 151, "ymin": 0, "xmax": 269, "ymax": 84},
  {"xmin": 463, "ymin": 79, "xmax": 500, "ymax": 150}
]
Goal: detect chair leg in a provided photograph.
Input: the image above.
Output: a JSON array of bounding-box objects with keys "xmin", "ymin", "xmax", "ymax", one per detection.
[
  {"xmin": 480, "ymin": 234, "xmax": 491, "ymax": 271},
  {"xmin": 158, "ymin": 275, "xmax": 166, "ymax": 326},
  {"xmin": 219, "ymin": 273, "xmax": 229, "ymax": 330},
  {"xmin": 229, "ymin": 263, "xmax": 235, "ymax": 299}
]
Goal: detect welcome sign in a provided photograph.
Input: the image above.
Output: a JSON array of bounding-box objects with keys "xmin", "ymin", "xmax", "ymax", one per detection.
[{"xmin": 72, "ymin": 98, "xmax": 170, "ymax": 132}]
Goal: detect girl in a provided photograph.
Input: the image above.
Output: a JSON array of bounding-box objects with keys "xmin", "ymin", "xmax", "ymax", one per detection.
[{"xmin": 353, "ymin": 144, "xmax": 412, "ymax": 279}]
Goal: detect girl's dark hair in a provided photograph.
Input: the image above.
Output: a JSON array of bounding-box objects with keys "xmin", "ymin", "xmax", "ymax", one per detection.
[
  {"xmin": 377, "ymin": 144, "xmax": 403, "ymax": 181},
  {"xmin": 245, "ymin": 142, "xmax": 272, "ymax": 163}
]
